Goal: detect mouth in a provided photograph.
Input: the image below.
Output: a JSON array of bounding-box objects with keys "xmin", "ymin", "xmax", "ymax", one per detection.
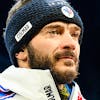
[
  {"xmin": 58, "ymin": 56, "xmax": 75, "ymax": 61},
  {"xmin": 54, "ymin": 51, "xmax": 77, "ymax": 63}
]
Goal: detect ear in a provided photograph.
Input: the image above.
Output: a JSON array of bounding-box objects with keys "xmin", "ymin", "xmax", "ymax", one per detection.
[{"xmin": 15, "ymin": 48, "xmax": 28, "ymax": 61}]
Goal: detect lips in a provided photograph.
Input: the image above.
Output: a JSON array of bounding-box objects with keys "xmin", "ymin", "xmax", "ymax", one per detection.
[
  {"xmin": 54, "ymin": 51, "xmax": 77, "ymax": 63},
  {"xmin": 58, "ymin": 55, "xmax": 75, "ymax": 61}
]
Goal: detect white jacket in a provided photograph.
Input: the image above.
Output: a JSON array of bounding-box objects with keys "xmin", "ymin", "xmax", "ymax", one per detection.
[{"xmin": 0, "ymin": 65, "xmax": 86, "ymax": 100}]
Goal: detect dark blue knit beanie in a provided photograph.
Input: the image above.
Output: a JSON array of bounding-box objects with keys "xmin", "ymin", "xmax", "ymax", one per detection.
[{"xmin": 4, "ymin": 0, "xmax": 84, "ymax": 66}]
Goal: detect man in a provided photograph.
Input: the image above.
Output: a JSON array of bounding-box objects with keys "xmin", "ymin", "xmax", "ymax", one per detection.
[{"xmin": 0, "ymin": 0, "xmax": 85, "ymax": 99}]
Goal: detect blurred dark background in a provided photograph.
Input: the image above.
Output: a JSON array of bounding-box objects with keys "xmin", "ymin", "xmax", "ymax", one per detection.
[{"xmin": 0, "ymin": 0, "xmax": 100, "ymax": 99}]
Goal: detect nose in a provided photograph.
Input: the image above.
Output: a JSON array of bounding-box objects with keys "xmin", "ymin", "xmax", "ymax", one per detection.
[{"xmin": 59, "ymin": 33, "xmax": 76, "ymax": 50}]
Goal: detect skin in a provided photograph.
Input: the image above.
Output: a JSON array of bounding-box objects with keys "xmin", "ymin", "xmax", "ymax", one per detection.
[{"xmin": 15, "ymin": 21, "xmax": 81, "ymax": 89}]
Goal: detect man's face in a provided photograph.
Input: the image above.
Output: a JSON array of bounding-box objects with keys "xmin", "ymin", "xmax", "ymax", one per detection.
[{"xmin": 27, "ymin": 21, "xmax": 81, "ymax": 84}]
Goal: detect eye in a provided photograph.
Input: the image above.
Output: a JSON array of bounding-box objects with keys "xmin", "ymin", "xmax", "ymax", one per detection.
[
  {"xmin": 49, "ymin": 30, "xmax": 59, "ymax": 34},
  {"xmin": 71, "ymin": 32, "xmax": 80, "ymax": 38},
  {"xmin": 71, "ymin": 32, "xmax": 80, "ymax": 40},
  {"xmin": 47, "ymin": 30, "xmax": 61, "ymax": 37}
]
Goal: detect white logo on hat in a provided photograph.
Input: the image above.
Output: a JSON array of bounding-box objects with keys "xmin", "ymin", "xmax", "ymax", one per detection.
[
  {"xmin": 15, "ymin": 21, "xmax": 32, "ymax": 42},
  {"xmin": 61, "ymin": 6, "xmax": 74, "ymax": 18}
]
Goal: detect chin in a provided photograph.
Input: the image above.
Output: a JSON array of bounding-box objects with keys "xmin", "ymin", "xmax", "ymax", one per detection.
[{"xmin": 51, "ymin": 65, "xmax": 79, "ymax": 84}]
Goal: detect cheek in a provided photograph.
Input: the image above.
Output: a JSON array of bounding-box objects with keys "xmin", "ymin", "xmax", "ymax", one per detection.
[
  {"xmin": 76, "ymin": 44, "xmax": 80, "ymax": 58},
  {"xmin": 30, "ymin": 37, "xmax": 59, "ymax": 55}
]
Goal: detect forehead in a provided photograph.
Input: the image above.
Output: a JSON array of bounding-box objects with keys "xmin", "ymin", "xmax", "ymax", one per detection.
[{"xmin": 42, "ymin": 21, "xmax": 81, "ymax": 31}]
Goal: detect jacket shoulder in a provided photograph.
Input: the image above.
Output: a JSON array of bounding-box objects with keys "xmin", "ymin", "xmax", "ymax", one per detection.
[{"xmin": 0, "ymin": 85, "xmax": 16, "ymax": 100}]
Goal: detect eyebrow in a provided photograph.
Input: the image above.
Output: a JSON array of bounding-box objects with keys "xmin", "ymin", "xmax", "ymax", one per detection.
[
  {"xmin": 45, "ymin": 24, "xmax": 81, "ymax": 30},
  {"xmin": 72, "ymin": 26, "xmax": 81, "ymax": 31},
  {"xmin": 44, "ymin": 25, "xmax": 63, "ymax": 29}
]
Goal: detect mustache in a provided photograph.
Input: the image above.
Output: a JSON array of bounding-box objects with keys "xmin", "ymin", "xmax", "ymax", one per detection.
[{"xmin": 54, "ymin": 50, "xmax": 78, "ymax": 63}]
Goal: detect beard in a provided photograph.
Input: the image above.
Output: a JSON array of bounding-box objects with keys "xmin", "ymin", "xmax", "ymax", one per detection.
[{"xmin": 26, "ymin": 44, "xmax": 79, "ymax": 84}]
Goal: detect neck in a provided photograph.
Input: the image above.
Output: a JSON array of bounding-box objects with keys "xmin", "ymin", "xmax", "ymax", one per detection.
[{"xmin": 57, "ymin": 84, "xmax": 65, "ymax": 90}]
